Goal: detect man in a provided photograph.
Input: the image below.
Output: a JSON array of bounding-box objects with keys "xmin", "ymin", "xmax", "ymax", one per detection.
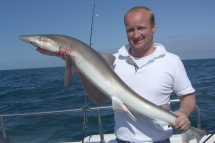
[{"xmin": 112, "ymin": 6, "xmax": 196, "ymax": 143}]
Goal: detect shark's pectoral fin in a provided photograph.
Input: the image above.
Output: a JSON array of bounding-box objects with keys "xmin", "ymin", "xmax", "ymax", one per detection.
[
  {"xmin": 112, "ymin": 97, "xmax": 136, "ymax": 121},
  {"xmin": 100, "ymin": 53, "xmax": 115, "ymax": 67},
  {"xmin": 78, "ymin": 73, "xmax": 108, "ymax": 105},
  {"xmin": 64, "ymin": 54, "xmax": 78, "ymax": 86}
]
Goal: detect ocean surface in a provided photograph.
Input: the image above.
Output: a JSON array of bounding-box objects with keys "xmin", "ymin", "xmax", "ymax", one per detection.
[{"xmin": 0, "ymin": 58, "xmax": 215, "ymax": 143}]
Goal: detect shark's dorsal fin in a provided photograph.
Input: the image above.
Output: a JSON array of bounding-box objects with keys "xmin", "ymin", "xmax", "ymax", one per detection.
[{"xmin": 100, "ymin": 53, "xmax": 115, "ymax": 67}]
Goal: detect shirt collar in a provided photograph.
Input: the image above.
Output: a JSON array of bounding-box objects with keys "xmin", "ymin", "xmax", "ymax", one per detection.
[{"xmin": 118, "ymin": 43, "xmax": 167, "ymax": 68}]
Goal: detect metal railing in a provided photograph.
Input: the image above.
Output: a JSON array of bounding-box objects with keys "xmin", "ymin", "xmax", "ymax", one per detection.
[{"xmin": 0, "ymin": 99, "xmax": 201, "ymax": 143}]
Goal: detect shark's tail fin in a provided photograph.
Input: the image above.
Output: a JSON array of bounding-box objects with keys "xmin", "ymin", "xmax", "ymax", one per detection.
[{"xmin": 182, "ymin": 126, "xmax": 207, "ymax": 143}]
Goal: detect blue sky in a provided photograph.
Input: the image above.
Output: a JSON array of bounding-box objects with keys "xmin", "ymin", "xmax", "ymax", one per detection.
[{"xmin": 1, "ymin": 0, "xmax": 215, "ymax": 70}]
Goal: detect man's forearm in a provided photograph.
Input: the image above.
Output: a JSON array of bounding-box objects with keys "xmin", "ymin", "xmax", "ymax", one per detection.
[{"xmin": 178, "ymin": 93, "xmax": 196, "ymax": 116}]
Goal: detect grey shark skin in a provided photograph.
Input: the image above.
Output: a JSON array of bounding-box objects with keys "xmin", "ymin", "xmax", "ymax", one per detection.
[{"xmin": 19, "ymin": 34, "xmax": 206, "ymax": 143}]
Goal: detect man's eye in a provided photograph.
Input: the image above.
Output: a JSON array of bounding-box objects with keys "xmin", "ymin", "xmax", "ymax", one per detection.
[
  {"xmin": 127, "ymin": 29, "xmax": 134, "ymax": 33},
  {"xmin": 138, "ymin": 27, "xmax": 145, "ymax": 30}
]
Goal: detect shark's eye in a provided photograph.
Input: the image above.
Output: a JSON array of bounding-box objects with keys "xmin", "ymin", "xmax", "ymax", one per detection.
[
  {"xmin": 37, "ymin": 36, "xmax": 42, "ymax": 40},
  {"xmin": 37, "ymin": 36, "xmax": 47, "ymax": 41}
]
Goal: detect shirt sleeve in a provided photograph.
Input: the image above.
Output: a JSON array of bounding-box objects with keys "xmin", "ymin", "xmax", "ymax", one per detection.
[{"xmin": 172, "ymin": 58, "xmax": 195, "ymax": 96}]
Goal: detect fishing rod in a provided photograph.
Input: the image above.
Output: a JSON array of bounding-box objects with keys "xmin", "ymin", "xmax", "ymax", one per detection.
[
  {"xmin": 89, "ymin": 0, "xmax": 96, "ymax": 47},
  {"xmin": 82, "ymin": 0, "xmax": 96, "ymax": 143}
]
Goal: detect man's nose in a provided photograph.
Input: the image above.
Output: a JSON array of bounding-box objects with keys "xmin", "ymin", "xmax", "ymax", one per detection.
[{"xmin": 133, "ymin": 29, "xmax": 140, "ymax": 39}]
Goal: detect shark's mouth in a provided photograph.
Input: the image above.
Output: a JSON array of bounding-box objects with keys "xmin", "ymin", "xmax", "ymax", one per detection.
[
  {"xmin": 36, "ymin": 47, "xmax": 47, "ymax": 55},
  {"xmin": 36, "ymin": 47, "xmax": 42, "ymax": 51},
  {"xmin": 36, "ymin": 47, "xmax": 60, "ymax": 57},
  {"xmin": 36, "ymin": 47, "xmax": 53, "ymax": 56}
]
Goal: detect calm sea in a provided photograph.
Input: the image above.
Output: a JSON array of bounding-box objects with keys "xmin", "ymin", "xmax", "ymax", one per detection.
[{"xmin": 0, "ymin": 58, "xmax": 215, "ymax": 143}]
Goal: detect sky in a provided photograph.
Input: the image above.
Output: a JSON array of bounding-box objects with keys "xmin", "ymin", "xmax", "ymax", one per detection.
[{"xmin": 0, "ymin": 0, "xmax": 215, "ymax": 70}]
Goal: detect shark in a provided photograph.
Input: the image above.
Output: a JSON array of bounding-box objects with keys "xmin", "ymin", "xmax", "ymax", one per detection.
[{"xmin": 19, "ymin": 34, "xmax": 207, "ymax": 143}]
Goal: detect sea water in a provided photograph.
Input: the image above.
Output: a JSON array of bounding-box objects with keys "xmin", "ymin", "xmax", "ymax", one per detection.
[{"xmin": 0, "ymin": 58, "xmax": 214, "ymax": 143}]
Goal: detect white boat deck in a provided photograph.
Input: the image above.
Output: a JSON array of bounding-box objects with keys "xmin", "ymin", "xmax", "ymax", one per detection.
[{"xmin": 63, "ymin": 133, "xmax": 215, "ymax": 143}]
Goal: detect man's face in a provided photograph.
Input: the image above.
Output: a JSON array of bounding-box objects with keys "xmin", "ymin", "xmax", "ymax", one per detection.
[{"xmin": 125, "ymin": 10, "xmax": 156, "ymax": 57}]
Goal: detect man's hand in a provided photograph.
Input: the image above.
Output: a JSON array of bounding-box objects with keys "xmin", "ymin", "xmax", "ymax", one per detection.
[
  {"xmin": 171, "ymin": 111, "xmax": 190, "ymax": 131},
  {"xmin": 170, "ymin": 93, "xmax": 196, "ymax": 131}
]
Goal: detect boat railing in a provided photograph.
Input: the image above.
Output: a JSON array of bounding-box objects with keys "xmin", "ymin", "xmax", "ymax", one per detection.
[{"xmin": 0, "ymin": 99, "xmax": 201, "ymax": 143}]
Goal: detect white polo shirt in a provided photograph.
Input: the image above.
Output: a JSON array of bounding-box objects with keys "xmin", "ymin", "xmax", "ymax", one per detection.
[{"xmin": 113, "ymin": 43, "xmax": 195, "ymax": 142}]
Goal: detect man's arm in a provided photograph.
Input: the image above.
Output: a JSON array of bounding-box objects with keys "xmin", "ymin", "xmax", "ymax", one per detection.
[{"xmin": 171, "ymin": 93, "xmax": 196, "ymax": 131}]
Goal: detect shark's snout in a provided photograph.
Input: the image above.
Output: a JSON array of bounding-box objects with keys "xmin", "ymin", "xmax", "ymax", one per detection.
[
  {"xmin": 19, "ymin": 35, "xmax": 40, "ymax": 47},
  {"xmin": 19, "ymin": 35, "xmax": 32, "ymax": 43}
]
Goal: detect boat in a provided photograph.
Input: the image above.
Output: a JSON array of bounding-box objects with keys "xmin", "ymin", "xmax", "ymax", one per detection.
[
  {"xmin": 1, "ymin": 99, "xmax": 215, "ymax": 143},
  {"xmin": 64, "ymin": 100, "xmax": 215, "ymax": 143}
]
